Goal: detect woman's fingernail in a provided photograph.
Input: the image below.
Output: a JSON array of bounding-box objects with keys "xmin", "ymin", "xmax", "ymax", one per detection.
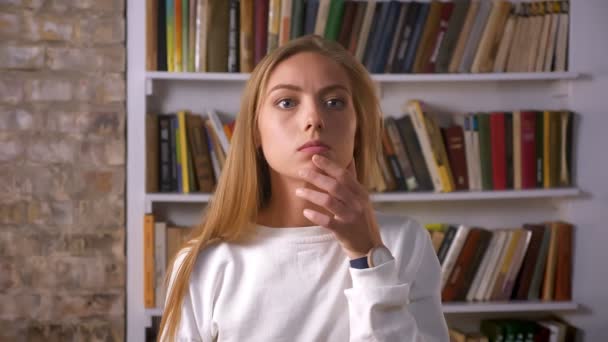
[{"xmin": 295, "ymin": 188, "xmax": 304, "ymax": 196}]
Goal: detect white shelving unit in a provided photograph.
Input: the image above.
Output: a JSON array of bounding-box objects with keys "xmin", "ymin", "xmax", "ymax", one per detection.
[
  {"xmin": 144, "ymin": 301, "xmax": 578, "ymax": 318},
  {"xmin": 127, "ymin": 1, "xmax": 586, "ymax": 341}
]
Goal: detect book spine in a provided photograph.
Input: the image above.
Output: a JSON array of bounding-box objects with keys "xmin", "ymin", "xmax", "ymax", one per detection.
[
  {"xmin": 228, "ymin": 0, "xmax": 240, "ymax": 72},
  {"xmin": 144, "ymin": 214, "xmax": 156, "ymax": 308}
]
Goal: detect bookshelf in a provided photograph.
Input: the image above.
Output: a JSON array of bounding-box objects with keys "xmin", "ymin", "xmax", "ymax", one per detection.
[
  {"xmin": 144, "ymin": 301, "xmax": 578, "ymax": 319},
  {"xmin": 128, "ymin": 0, "xmax": 588, "ymax": 341}
]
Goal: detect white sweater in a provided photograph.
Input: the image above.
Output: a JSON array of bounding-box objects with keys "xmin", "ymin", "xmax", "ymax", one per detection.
[{"xmin": 166, "ymin": 212, "xmax": 449, "ymax": 341}]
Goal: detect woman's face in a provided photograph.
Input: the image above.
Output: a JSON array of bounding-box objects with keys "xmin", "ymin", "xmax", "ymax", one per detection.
[{"xmin": 257, "ymin": 52, "xmax": 358, "ymax": 180}]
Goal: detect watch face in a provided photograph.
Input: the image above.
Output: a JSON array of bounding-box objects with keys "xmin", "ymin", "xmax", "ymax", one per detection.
[{"xmin": 371, "ymin": 245, "xmax": 394, "ymax": 268}]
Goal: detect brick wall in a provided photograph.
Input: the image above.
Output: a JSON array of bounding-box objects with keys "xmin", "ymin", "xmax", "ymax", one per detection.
[{"xmin": 0, "ymin": 0, "xmax": 126, "ymax": 341}]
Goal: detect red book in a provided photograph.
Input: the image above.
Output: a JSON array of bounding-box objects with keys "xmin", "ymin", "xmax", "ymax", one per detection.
[
  {"xmin": 490, "ymin": 113, "xmax": 506, "ymax": 190},
  {"xmin": 443, "ymin": 126, "xmax": 469, "ymax": 190},
  {"xmin": 520, "ymin": 111, "xmax": 537, "ymax": 188},
  {"xmin": 254, "ymin": 0, "xmax": 269, "ymax": 66}
]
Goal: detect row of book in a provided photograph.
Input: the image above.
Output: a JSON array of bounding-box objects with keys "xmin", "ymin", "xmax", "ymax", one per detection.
[
  {"xmin": 145, "ymin": 0, "xmax": 570, "ymax": 74},
  {"xmin": 143, "ymin": 214, "xmax": 191, "ymax": 308},
  {"xmin": 449, "ymin": 317, "xmax": 579, "ymax": 342},
  {"xmin": 146, "ymin": 110, "xmax": 235, "ymax": 193},
  {"xmin": 371, "ymin": 100, "xmax": 574, "ymax": 193},
  {"xmin": 145, "ymin": 100, "xmax": 575, "ymax": 194},
  {"xmin": 425, "ymin": 221, "xmax": 572, "ymax": 303}
]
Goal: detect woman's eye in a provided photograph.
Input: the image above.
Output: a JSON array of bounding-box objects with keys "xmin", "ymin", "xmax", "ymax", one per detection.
[
  {"xmin": 277, "ymin": 99, "xmax": 296, "ymax": 109},
  {"xmin": 325, "ymin": 98, "xmax": 345, "ymax": 109}
]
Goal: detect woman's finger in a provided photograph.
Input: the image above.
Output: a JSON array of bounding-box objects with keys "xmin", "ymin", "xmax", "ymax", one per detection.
[
  {"xmin": 302, "ymin": 208, "xmax": 333, "ymax": 228},
  {"xmin": 298, "ymin": 169, "xmax": 353, "ymax": 203},
  {"xmin": 295, "ymin": 187, "xmax": 352, "ymax": 219},
  {"xmin": 311, "ymin": 154, "xmax": 362, "ymax": 196}
]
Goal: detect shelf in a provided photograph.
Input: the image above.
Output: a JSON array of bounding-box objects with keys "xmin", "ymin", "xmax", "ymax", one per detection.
[
  {"xmin": 145, "ymin": 188, "xmax": 579, "ymax": 210},
  {"xmin": 442, "ymin": 301, "xmax": 579, "ymax": 314},
  {"xmin": 146, "ymin": 71, "xmax": 580, "ymax": 83},
  {"xmin": 144, "ymin": 301, "xmax": 578, "ymax": 318}
]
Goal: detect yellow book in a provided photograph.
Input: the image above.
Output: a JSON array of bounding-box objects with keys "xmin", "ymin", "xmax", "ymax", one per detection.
[
  {"xmin": 405, "ymin": 100, "xmax": 443, "ymax": 192},
  {"xmin": 424, "ymin": 113, "xmax": 455, "ymax": 192},
  {"xmin": 267, "ymin": 0, "xmax": 282, "ymax": 53},
  {"xmin": 177, "ymin": 111, "xmax": 190, "ymax": 193},
  {"xmin": 144, "ymin": 214, "xmax": 156, "ymax": 308},
  {"xmin": 490, "ymin": 228, "xmax": 523, "ymax": 300},
  {"xmin": 542, "ymin": 222, "xmax": 559, "ymax": 301},
  {"xmin": 167, "ymin": 0, "xmax": 175, "ymax": 72}
]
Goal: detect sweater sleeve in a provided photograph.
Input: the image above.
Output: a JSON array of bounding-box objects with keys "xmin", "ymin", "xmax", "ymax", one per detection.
[{"xmin": 343, "ymin": 223, "xmax": 449, "ymax": 342}]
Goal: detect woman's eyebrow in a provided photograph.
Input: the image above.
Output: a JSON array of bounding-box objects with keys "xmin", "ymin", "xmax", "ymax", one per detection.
[{"xmin": 267, "ymin": 84, "xmax": 351, "ymax": 95}]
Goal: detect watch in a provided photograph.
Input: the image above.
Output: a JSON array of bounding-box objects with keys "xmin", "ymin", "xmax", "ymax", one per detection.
[{"xmin": 349, "ymin": 245, "xmax": 394, "ymax": 269}]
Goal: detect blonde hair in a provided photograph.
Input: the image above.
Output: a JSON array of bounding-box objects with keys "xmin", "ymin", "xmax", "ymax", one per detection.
[{"xmin": 158, "ymin": 35, "xmax": 383, "ymax": 341}]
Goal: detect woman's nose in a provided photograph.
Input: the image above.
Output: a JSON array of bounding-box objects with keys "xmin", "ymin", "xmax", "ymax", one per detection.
[{"xmin": 304, "ymin": 102, "xmax": 325, "ymax": 131}]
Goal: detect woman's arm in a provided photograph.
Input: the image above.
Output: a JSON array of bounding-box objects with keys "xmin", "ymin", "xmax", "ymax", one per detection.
[{"xmin": 343, "ymin": 224, "xmax": 449, "ymax": 342}]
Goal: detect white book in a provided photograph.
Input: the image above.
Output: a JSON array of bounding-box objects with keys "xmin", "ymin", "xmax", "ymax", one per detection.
[
  {"xmin": 440, "ymin": 225, "xmax": 471, "ymax": 290},
  {"xmin": 279, "ymin": 0, "xmax": 293, "ymax": 47},
  {"xmin": 463, "ymin": 115, "xmax": 476, "ymax": 191},
  {"xmin": 207, "ymin": 110, "xmax": 231, "ymax": 154},
  {"xmin": 501, "ymin": 229, "xmax": 532, "ymax": 300},
  {"xmin": 493, "ymin": 5, "xmax": 517, "ymax": 73},
  {"xmin": 314, "ymin": 0, "xmax": 331, "ymax": 36},
  {"xmin": 554, "ymin": 4, "xmax": 569, "ymax": 72},
  {"xmin": 459, "ymin": 0, "xmax": 492, "ymax": 73},
  {"xmin": 195, "ymin": 0, "xmax": 209, "ymax": 72},
  {"xmin": 355, "ymin": 0, "xmax": 377, "ymax": 62},
  {"xmin": 535, "ymin": 8, "xmax": 553, "ymax": 72},
  {"xmin": 482, "ymin": 229, "xmax": 515, "ymax": 301},
  {"xmin": 473, "ymin": 230, "xmax": 508, "ymax": 301},
  {"xmin": 154, "ymin": 221, "xmax": 167, "ymax": 308},
  {"xmin": 466, "ymin": 230, "xmax": 498, "ymax": 301},
  {"xmin": 543, "ymin": 10, "xmax": 560, "ymax": 71}
]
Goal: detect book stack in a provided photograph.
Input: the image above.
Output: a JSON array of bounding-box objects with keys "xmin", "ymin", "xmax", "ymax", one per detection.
[
  {"xmin": 370, "ymin": 100, "xmax": 575, "ymax": 193},
  {"xmin": 143, "ymin": 214, "xmax": 193, "ymax": 309},
  {"xmin": 425, "ymin": 221, "xmax": 573, "ymax": 303},
  {"xmin": 449, "ymin": 317, "xmax": 579, "ymax": 342},
  {"xmin": 146, "ymin": 0, "xmax": 570, "ymax": 74},
  {"xmin": 146, "ymin": 110, "xmax": 235, "ymax": 194}
]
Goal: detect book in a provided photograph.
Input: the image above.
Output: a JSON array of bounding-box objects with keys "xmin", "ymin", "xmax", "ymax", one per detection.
[
  {"xmin": 144, "ymin": 214, "xmax": 155, "ymax": 308},
  {"xmin": 240, "ymin": 0, "xmax": 254, "ymax": 72}
]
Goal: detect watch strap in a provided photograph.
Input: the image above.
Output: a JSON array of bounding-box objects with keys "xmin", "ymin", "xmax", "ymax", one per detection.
[{"xmin": 349, "ymin": 256, "xmax": 369, "ymax": 269}]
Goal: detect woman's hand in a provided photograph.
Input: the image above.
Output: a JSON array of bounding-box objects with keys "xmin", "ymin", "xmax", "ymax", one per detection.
[{"xmin": 295, "ymin": 154, "xmax": 383, "ymax": 259}]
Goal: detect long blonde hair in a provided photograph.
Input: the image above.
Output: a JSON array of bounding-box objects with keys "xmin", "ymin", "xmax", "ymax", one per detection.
[{"xmin": 158, "ymin": 35, "xmax": 383, "ymax": 341}]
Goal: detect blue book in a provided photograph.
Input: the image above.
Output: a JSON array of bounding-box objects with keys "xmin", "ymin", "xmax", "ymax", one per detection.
[
  {"xmin": 362, "ymin": 3, "xmax": 384, "ymax": 71},
  {"xmin": 373, "ymin": 1, "xmax": 402, "ymax": 73},
  {"xmin": 171, "ymin": 115, "xmax": 183, "ymax": 193},
  {"xmin": 393, "ymin": 2, "xmax": 421, "ymax": 73},
  {"xmin": 402, "ymin": 2, "xmax": 430, "ymax": 73},
  {"xmin": 304, "ymin": 0, "xmax": 319, "ymax": 35}
]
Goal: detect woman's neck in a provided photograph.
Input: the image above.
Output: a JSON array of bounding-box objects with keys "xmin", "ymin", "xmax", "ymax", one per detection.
[{"xmin": 257, "ymin": 170, "xmax": 328, "ymax": 228}]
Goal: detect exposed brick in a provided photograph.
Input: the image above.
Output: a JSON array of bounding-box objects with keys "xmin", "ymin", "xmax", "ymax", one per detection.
[
  {"xmin": 46, "ymin": 46, "xmax": 125, "ymax": 72},
  {"xmin": 24, "ymin": 13, "xmax": 74, "ymax": 41},
  {"xmin": 0, "ymin": 45, "xmax": 44, "ymax": 69},
  {"xmin": 76, "ymin": 16, "xmax": 125, "ymax": 45},
  {"xmin": 0, "ymin": 132, "xmax": 25, "ymax": 161},
  {"xmin": 27, "ymin": 78, "xmax": 72, "ymax": 102},
  {"xmin": 0, "ymin": 12, "xmax": 21, "ymax": 38},
  {"xmin": 0, "ymin": 76, "xmax": 25, "ymax": 104},
  {"xmin": 0, "ymin": 106, "xmax": 37, "ymax": 130},
  {"xmin": 26, "ymin": 134, "xmax": 78, "ymax": 163},
  {"xmin": 0, "ymin": 0, "xmax": 44, "ymax": 9},
  {"xmin": 74, "ymin": 198, "xmax": 124, "ymax": 229}
]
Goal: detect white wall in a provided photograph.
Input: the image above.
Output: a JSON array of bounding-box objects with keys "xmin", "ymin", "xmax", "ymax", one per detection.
[{"xmin": 561, "ymin": 0, "xmax": 608, "ymax": 339}]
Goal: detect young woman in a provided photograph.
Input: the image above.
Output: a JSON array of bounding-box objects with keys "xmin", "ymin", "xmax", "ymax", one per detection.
[{"xmin": 158, "ymin": 35, "xmax": 449, "ymax": 341}]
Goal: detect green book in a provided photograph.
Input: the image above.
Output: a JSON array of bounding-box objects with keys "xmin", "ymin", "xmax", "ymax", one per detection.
[
  {"xmin": 291, "ymin": 0, "xmax": 306, "ymax": 39},
  {"xmin": 477, "ymin": 113, "xmax": 493, "ymax": 190},
  {"xmin": 324, "ymin": 0, "xmax": 345, "ymax": 40}
]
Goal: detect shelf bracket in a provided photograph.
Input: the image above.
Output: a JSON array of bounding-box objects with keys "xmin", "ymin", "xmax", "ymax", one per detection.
[
  {"xmin": 145, "ymin": 198, "xmax": 152, "ymax": 214},
  {"xmin": 145, "ymin": 78, "xmax": 153, "ymax": 96}
]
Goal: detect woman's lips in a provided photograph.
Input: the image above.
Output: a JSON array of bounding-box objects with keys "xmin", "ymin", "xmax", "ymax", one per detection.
[{"xmin": 299, "ymin": 145, "xmax": 330, "ymax": 154}]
